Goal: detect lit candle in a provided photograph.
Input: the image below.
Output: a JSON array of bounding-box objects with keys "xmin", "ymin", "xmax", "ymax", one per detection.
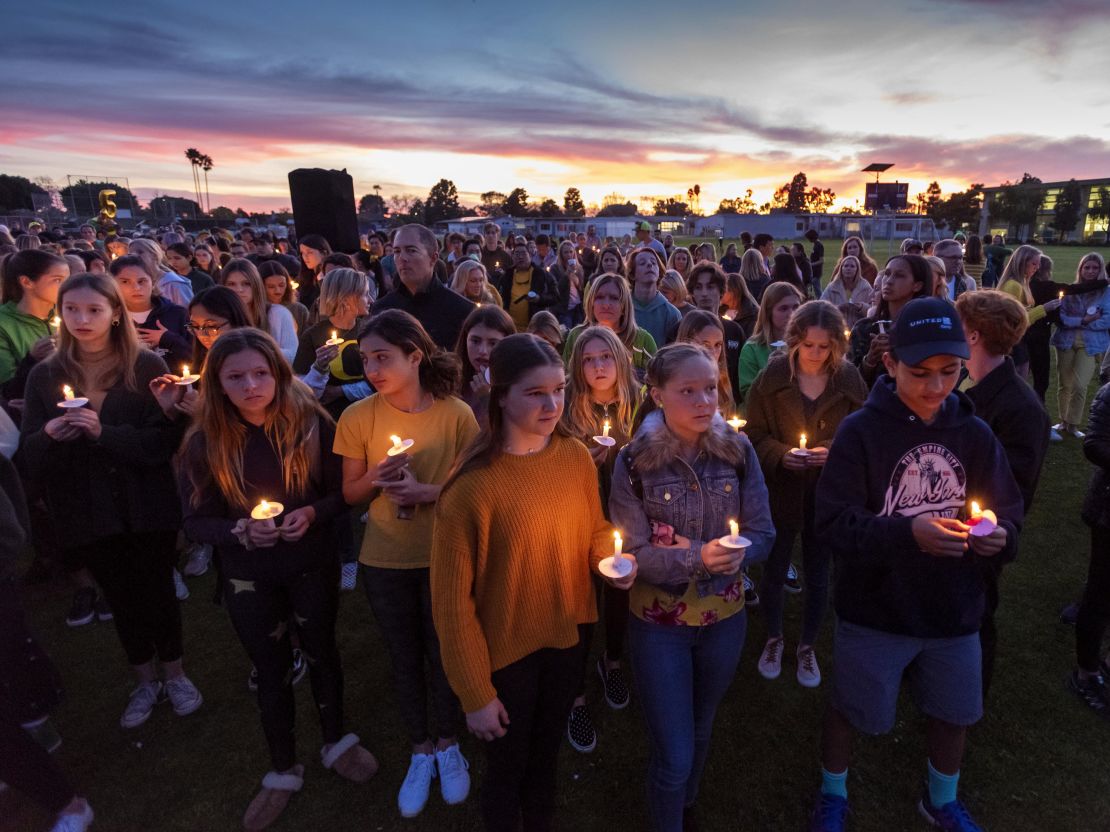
[
  {"xmin": 729, "ymin": 519, "xmax": 739, "ymax": 539},
  {"xmin": 182, "ymin": 365, "xmax": 190, "ymax": 377},
  {"xmin": 602, "ymin": 420, "xmax": 611, "ymax": 439},
  {"xmin": 843, "ymin": 328, "xmax": 851, "ymax": 340},
  {"xmin": 970, "ymin": 501, "xmax": 982, "ymax": 520},
  {"xmin": 799, "ymin": 433, "xmax": 807, "ymax": 450},
  {"xmin": 58, "ymin": 384, "xmax": 88, "ymax": 409},
  {"xmin": 326, "ymin": 330, "xmax": 343, "ymax": 346},
  {"xmin": 52, "ymin": 315, "xmax": 62, "ymax": 332},
  {"xmin": 613, "ymin": 530, "xmax": 622, "ymax": 558},
  {"xmin": 727, "ymin": 415, "xmax": 745, "ymax": 431},
  {"xmin": 387, "ymin": 434, "xmax": 414, "ymax": 457},
  {"xmin": 175, "ymin": 364, "xmax": 201, "ymax": 385},
  {"xmin": 290, "ymin": 279, "xmax": 300, "ymax": 292},
  {"xmin": 63, "ymin": 385, "xmax": 74, "ymax": 402},
  {"xmin": 250, "ymin": 498, "xmax": 285, "ymax": 529},
  {"xmin": 1059, "ymin": 291, "xmax": 1064, "ymax": 300}
]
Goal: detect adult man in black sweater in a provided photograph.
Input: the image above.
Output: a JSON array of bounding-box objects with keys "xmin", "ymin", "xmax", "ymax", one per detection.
[
  {"xmin": 955, "ymin": 291, "xmax": 1049, "ymax": 698},
  {"xmin": 374, "ymin": 224, "xmax": 474, "ymax": 350}
]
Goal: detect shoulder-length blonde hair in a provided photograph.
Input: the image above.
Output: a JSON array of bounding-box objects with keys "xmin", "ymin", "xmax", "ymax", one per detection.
[
  {"xmin": 676, "ymin": 309, "xmax": 733, "ymax": 412},
  {"xmin": 659, "ymin": 270, "xmax": 689, "ymax": 306},
  {"xmin": 997, "ymin": 244, "xmax": 1042, "ymax": 305},
  {"xmin": 318, "ymin": 267, "xmax": 368, "ymax": 318},
  {"xmin": 50, "ymin": 272, "xmax": 139, "ymax": 393},
  {"xmin": 185, "ymin": 328, "xmax": 329, "ymax": 512},
  {"xmin": 828, "ymin": 255, "xmax": 860, "ymax": 287},
  {"xmin": 739, "ymin": 248, "xmax": 767, "ymax": 285},
  {"xmin": 751, "ymin": 281, "xmax": 804, "ymax": 346},
  {"xmin": 128, "ymin": 238, "xmax": 169, "ymax": 281},
  {"xmin": 450, "ymin": 259, "xmax": 493, "ymax": 302},
  {"xmin": 220, "ymin": 258, "xmax": 271, "ymax": 334},
  {"xmin": 1076, "ymin": 252, "xmax": 1108, "ymax": 284},
  {"xmin": 582, "ymin": 273, "xmax": 642, "ymax": 349},
  {"xmin": 784, "ymin": 299, "xmax": 848, "ymax": 378},
  {"xmin": 562, "ymin": 325, "xmax": 638, "ymax": 439},
  {"xmin": 667, "ymin": 246, "xmax": 693, "ymax": 279}
]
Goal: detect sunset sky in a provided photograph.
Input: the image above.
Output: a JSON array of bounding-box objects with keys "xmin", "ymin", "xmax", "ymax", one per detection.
[{"xmin": 3, "ymin": 0, "xmax": 1110, "ymax": 215}]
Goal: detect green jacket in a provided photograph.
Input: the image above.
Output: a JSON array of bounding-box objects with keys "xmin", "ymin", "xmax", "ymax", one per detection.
[
  {"xmin": 738, "ymin": 340, "xmax": 772, "ymax": 402},
  {"xmin": 0, "ymin": 302, "xmax": 51, "ymax": 385}
]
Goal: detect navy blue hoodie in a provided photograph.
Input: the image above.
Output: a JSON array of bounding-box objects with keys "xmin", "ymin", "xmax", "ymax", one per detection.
[{"xmin": 816, "ymin": 375, "xmax": 1023, "ymax": 638}]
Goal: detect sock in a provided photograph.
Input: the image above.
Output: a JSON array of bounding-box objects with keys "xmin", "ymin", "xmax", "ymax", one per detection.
[
  {"xmin": 927, "ymin": 760, "xmax": 959, "ymax": 808},
  {"xmin": 821, "ymin": 767, "xmax": 848, "ymax": 799}
]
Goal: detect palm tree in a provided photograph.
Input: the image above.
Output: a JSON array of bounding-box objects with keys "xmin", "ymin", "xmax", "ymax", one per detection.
[
  {"xmin": 200, "ymin": 154, "xmax": 214, "ymax": 214},
  {"xmin": 184, "ymin": 149, "xmax": 202, "ymax": 207}
]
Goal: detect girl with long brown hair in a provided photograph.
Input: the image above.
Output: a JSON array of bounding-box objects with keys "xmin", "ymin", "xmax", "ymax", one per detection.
[
  {"xmin": 19, "ymin": 273, "xmax": 202, "ymax": 732},
  {"xmin": 455, "ymin": 304, "xmax": 515, "ymax": 430},
  {"xmin": 179, "ymin": 328, "xmax": 376, "ymax": 830},
  {"xmin": 219, "ymin": 258, "xmax": 299, "ymax": 362},
  {"xmin": 561, "ymin": 325, "xmax": 641, "ymax": 752},
  {"xmin": 334, "ymin": 309, "xmax": 478, "ymax": 818},
  {"xmin": 432, "ymin": 333, "xmax": 634, "ymax": 832}
]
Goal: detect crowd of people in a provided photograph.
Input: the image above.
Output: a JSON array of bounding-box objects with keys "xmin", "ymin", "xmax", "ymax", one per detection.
[{"xmin": 0, "ymin": 214, "xmax": 1108, "ymax": 832}]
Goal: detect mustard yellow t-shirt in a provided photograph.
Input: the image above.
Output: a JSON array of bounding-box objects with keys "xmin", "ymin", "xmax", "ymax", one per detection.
[
  {"xmin": 509, "ymin": 269, "xmax": 533, "ymax": 330},
  {"xmin": 333, "ymin": 394, "xmax": 479, "ymax": 568}
]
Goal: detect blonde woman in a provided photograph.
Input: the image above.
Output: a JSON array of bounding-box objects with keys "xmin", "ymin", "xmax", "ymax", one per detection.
[
  {"xmin": 1054, "ymin": 253, "xmax": 1110, "ymax": 438},
  {"xmin": 450, "ymin": 260, "xmax": 503, "ymax": 307},
  {"xmin": 667, "ymin": 247, "xmax": 693, "ymax": 282},
  {"xmin": 820, "ymin": 255, "xmax": 872, "ymax": 325},
  {"xmin": 997, "ymin": 244, "xmax": 1061, "ymax": 378},
  {"xmin": 659, "ymin": 270, "xmax": 695, "ymax": 316},
  {"xmin": 563, "ymin": 274, "xmax": 657, "ymax": 377},
  {"xmin": 739, "ymin": 247, "xmax": 771, "ymax": 302},
  {"xmin": 129, "ymin": 238, "xmax": 192, "ymax": 308}
]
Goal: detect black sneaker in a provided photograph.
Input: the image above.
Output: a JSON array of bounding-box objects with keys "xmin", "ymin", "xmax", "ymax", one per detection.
[
  {"xmin": 566, "ymin": 703, "xmax": 596, "ymax": 753},
  {"xmin": 784, "ymin": 562, "xmax": 803, "ymax": 594},
  {"xmin": 94, "ymin": 595, "xmax": 113, "ymax": 622},
  {"xmin": 742, "ymin": 571, "xmax": 760, "ymax": 607},
  {"xmin": 291, "ymin": 648, "xmax": 307, "ymax": 686},
  {"xmin": 1067, "ymin": 670, "xmax": 1110, "ymax": 716},
  {"xmin": 1060, "ymin": 601, "xmax": 1080, "ymax": 626},
  {"xmin": 65, "ymin": 588, "xmax": 97, "ymax": 628},
  {"xmin": 597, "ymin": 657, "xmax": 630, "ymax": 710}
]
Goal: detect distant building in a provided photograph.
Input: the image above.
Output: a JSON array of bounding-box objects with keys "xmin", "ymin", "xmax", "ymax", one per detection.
[
  {"xmin": 437, "ymin": 215, "xmax": 685, "ymax": 241},
  {"xmin": 693, "ymin": 211, "xmax": 943, "ymax": 242},
  {"xmin": 980, "ymin": 177, "xmax": 1110, "ymax": 242}
]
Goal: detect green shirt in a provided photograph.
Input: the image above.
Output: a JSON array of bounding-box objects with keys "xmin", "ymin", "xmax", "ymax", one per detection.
[
  {"xmin": 563, "ymin": 324, "xmax": 657, "ymax": 375},
  {"xmin": 0, "ymin": 301, "xmax": 51, "ymax": 385},
  {"xmin": 738, "ymin": 340, "xmax": 772, "ymax": 403}
]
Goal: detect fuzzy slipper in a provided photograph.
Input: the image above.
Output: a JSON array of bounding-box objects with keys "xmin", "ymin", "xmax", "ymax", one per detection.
[
  {"xmin": 321, "ymin": 733, "xmax": 378, "ymax": 783},
  {"xmin": 243, "ymin": 764, "xmax": 303, "ymax": 830}
]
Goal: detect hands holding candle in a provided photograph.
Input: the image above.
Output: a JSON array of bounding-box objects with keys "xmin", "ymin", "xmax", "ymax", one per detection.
[
  {"xmin": 325, "ymin": 330, "xmax": 343, "ymax": 347},
  {"xmin": 175, "ymin": 364, "xmax": 201, "ymax": 385},
  {"xmin": 247, "ymin": 499, "xmax": 316, "ymax": 547},
  {"xmin": 598, "ymin": 529, "xmax": 637, "ymax": 587}
]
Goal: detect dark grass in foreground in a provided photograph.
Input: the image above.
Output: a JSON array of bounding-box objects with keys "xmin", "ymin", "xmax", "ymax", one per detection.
[{"xmin": 3, "ymin": 370, "xmax": 1108, "ymax": 832}]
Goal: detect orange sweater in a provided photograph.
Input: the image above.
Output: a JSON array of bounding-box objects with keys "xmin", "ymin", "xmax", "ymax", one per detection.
[{"xmin": 431, "ymin": 434, "xmax": 611, "ymax": 712}]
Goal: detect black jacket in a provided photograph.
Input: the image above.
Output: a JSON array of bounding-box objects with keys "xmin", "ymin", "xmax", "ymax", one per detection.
[
  {"xmin": 1083, "ymin": 382, "xmax": 1110, "ymax": 528},
  {"xmin": 17, "ymin": 351, "xmax": 186, "ymax": 549},
  {"xmin": 965, "ymin": 358, "xmax": 1049, "ymax": 515},
  {"xmin": 374, "ymin": 275, "xmax": 475, "ymax": 350},
  {"xmin": 497, "ymin": 264, "xmax": 559, "ymax": 321},
  {"xmin": 135, "ymin": 296, "xmax": 192, "ymax": 371}
]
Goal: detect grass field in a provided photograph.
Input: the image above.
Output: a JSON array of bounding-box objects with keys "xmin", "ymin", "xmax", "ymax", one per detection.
[{"xmin": 4, "ymin": 246, "xmax": 1110, "ymax": 832}]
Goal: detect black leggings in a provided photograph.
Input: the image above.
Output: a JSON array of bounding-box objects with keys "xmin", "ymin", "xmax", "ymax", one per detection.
[
  {"xmin": 1077, "ymin": 526, "xmax": 1110, "ymax": 672},
  {"xmin": 482, "ymin": 643, "xmax": 585, "ymax": 832},
  {"xmin": 362, "ymin": 565, "xmax": 459, "ymax": 745},
  {"xmin": 576, "ymin": 577, "xmax": 629, "ymax": 696},
  {"xmin": 0, "ymin": 711, "xmax": 74, "ymax": 813},
  {"xmin": 223, "ymin": 556, "xmax": 344, "ymax": 771},
  {"xmin": 70, "ymin": 531, "xmax": 182, "ymax": 666}
]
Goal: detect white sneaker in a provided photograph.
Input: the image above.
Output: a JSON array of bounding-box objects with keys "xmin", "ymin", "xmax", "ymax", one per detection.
[
  {"xmin": 435, "ymin": 744, "xmax": 470, "ymax": 806},
  {"xmin": 758, "ymin": 637, "xmax": 784, "ymax": 680},
  {"xmin": 120, "ymin": 681, "xmax": 163, "ymax": 728},
  {"xmin": 49, "ymin": 802, "xmax": 94, "ymax": 832},
  {"xmin": 165, "ymin": 675, "xmax": 204, "ymax": 716},
  {"xmin": 340, "ymin": 562, "xmax": 358, "ymax": 591},
  {"xmin": 182, "ymin": 544, "xmax": 211, "ymax": 577},
  {"xmin": 398, "ymin": 752, "xmax": 436, "ymax": 818},
  {"xmin": 796, "ymin": 646, "xmax": 822, "ymax": 688},
  {"xmin": 173, "ymin": 568, "xmax": 189, "ymax": 601}
]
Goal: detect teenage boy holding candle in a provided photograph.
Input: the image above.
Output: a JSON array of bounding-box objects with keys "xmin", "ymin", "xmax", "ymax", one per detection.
[{"xmin": 809, "ymin": 297, "xmax": 1023, "ymax": 832}]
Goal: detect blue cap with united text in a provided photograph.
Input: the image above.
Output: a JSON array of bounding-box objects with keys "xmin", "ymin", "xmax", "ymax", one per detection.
[{"xmin": 890, "ymin": 297, "xmax": 969, "ymax": 366}]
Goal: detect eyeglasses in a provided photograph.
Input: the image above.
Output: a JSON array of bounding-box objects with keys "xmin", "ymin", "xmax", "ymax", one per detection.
[{"xmin": 185, "ymin": 322, "xmax": 228, "ymax": 336}]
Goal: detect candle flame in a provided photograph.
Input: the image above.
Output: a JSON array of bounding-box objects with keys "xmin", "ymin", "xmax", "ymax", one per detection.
[
  {"xmin": 331, "ymin": 330, "xmax": 338, "ymax": 341},
  {"xmin": 290, "ymin": 280, "xmax": 300, "ymax": 291},
  {"xmin": 799, "ymin": 433, "xmax": 807, "ymax": 449},
  {"xmin": 971, "ymin": 501, "xmax": 981, "ymax": 517},
  {"xmin": 603, "ymin": 420, "xmax": 611, "ymax": 437},
  {"xmin": 52, "ymin": 316, "xmax": 61, "ymax": 329},
  {"xmin": 260, "ymin": 500, "xmax": 270, "ymax": 512},
  {"xmin": 613, "ymin": 529, "xmax": 622, "ymax": 557},
  {"xmin": 182, "ymin": 365, "xmax": 190, "ymax": 377},
  {"xmin": 390, "ymin": 434, "xmax": 403, "ymax": 449},
  {"xmin": 62, "ymin": 384, "xmax": 74, "ymax": 401},
  {"xmin": 729, "ymin": 519, "xmax": 739, "ymax": 538}
]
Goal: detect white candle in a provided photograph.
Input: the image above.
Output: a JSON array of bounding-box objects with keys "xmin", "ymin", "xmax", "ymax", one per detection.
[
  {"xmin": 602, "ymin": 420, "xmax": 611, "ymax": 439},
  {"xmin": 729, "ymin": 519, "xmax": 739, "ymax": 539},
  {"xmin": 250, "ymin": 499, "xmax": 284, "ymax": 529},
  {"xmin": 970, "ymin": 501, "xmax": 982, "ymax": 520},
  {"xmin": 799, "ymin": 433, "xmax": 807, "ymax": 450},
  {"xmin": 387, "ymin": 435, "xmax": 414, "ymax": 457},
  {"xmin": 727, "ymin": 415, "xmax": 745, "ymax": 431},
  {"xmin": 613, "ymin": 530, "xmax": 622, "ymax": 558},
  {"xmin": 52, "ymin": 315, "xmax": 62, "ymax": 332},
  {"xmin": 63, "ymin": 385, "xmax": 74, "ymax": 402}
]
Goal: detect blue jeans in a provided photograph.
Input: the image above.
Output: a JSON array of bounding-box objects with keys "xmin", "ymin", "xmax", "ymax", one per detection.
[{"xmin": 628, "ymin": 609, "xmax": 747, "ymax": 832}]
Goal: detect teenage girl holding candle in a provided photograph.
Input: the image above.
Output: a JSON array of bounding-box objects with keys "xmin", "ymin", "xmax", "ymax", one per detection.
[
  {"xmin": 186, "ymin": 286, "xmax": 251, "ymax": 368},
  {"xmin": 676, "ymin": 310, "xmax": 734, "ymax": 415},
  {"xmin": 292, "ymin": 268, "xmax": 373, "ymax": 419},
  {"xmin": 333, "ymin": 309, "xmax": 479, "ymax": 818},
  {"xmin": 454, "ymin": 304, "xmax": 515, "ymax": 431},
  {"xmin": 737, "ymin": 281, "xmax": 803, "ymax": 400},
  {"xmin": 109, "ymin": 255, "xmax": 192, "ymax": 370},
  {"xmin": 258, "ymin": 261, "xmax": 309, "ymax": 334},
  {"xmin": 178, "ymin": 328, "xmax": 376, "ymax": 831},
  {"xmin": 432, "ymin": 333, "xmax": 635, "ymax": 832},
  {"xmin": 219, "ymin": 258, "xmax": 299, "ymax": 362},
  {"xmin": 744, "ymin": 300, "xmax": 866, "ymax": 689},
  {"xmin": 19, "ymin": 272, "xmax": 203, "ymax": 730},
  {"xmin": 608, "ymin": 342, "xmax": 774, "ymax": 832},
  {"xmin": 0, "ymin": 249, "xmax": 66, "ymax": 398},
  {"xmin": 561, "ymin": 325, "xmax": 641, "ymax": 752}
]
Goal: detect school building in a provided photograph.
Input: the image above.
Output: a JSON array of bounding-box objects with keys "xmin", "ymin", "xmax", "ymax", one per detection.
[{"xmin": 979, "ymin": 177, "xmax": 1110, "ymax": 243}]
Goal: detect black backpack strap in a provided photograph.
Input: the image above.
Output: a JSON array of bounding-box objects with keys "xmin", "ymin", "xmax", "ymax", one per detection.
[{"xmin": 619, "ymin": 444, "xmax": 644, "ymax": 501}]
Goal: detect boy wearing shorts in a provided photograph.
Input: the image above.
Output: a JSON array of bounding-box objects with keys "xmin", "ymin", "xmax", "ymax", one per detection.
[{"xmin": 810, "ymin": 297, "xmax": 1024, "ymax": 832}]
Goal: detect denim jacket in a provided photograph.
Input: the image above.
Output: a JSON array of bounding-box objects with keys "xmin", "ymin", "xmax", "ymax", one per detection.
[
  {"xmin": 608, "ymin": 410, "xmax": 775, "ymax": 598},
  {"xmin": 1052, "ymin": 285, "xmax": 1110, "ymax": 356}
]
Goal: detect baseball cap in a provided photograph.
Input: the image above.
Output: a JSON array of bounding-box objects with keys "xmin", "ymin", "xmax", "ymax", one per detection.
[
  {"xmin": 901, "ymin": 237, "xmax": 923, "ymax": 253},
  {"xmin": 637, "ymin": 221, "xmax": 651, "ymax": 231},
  {"xmin": 890, "ymin": 297, "xmax": 969, "ymax": 365}
]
